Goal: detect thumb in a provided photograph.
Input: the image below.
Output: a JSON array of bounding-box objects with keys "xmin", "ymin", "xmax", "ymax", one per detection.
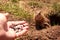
[
  {"xmin": 4, "ymin": 13, "xmax": 9, "ymax": 19},
  {"xmin": 4, "ymin": 13, "xmax": 9, "ymax": 17}
]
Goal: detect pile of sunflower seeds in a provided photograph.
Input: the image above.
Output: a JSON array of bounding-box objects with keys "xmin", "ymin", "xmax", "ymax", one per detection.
[{"xmin": 11, "ymin": 24, "xmax": 25, "ymax": 33}]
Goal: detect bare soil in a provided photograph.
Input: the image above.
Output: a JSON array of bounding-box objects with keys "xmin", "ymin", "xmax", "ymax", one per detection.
[{"xmin": 19, "ymin": 25, "xmax": 60, "ymax": 40}]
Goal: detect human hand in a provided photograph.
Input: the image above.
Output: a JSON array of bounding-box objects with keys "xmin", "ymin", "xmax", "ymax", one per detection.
[{"xmin": 0, "ymin": 13, "xmax": 29, "ymax": 40}]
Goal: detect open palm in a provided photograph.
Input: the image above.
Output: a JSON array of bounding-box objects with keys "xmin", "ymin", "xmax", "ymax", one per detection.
[{"xmin": 0, "ymin": 13, "xmax": 29, "ymax": 40}]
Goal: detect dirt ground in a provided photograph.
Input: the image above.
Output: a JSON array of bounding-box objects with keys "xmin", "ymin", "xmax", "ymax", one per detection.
[{"xmin": 18, "ymin": 25, "xmax": 60, "ymax": 40}]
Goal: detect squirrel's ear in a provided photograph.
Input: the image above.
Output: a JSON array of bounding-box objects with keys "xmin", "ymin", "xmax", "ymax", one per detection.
[
  {"xmin": 35, "ymin": 10, "xmax": 41, "ymax": 16},
  {"xmin": 38, "ymin": 12, "xmax": 41, "ymax": 15}
]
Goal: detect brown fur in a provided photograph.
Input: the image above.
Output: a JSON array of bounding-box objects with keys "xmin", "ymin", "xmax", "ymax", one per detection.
[
  {"xmin": 35, "ymin": 7, "xmax": 52, "ymax": 29},
  {"xmin": 35, "ymin": 12, "xmax": 50, "ymax": 29}
]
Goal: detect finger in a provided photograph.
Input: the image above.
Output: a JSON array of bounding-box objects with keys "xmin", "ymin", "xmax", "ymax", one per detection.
[
  {"xmin": 8, "ymin": 21, "xmax": 26, "ymax": 25},
  {"xmin": 15, "ymin": 29, "xmax": 28, "ymax": 37},
  {"xmin": 23, "ymin": 23, "xmax": 29, "ymax": 30},
  {"xmin": 5, "ymin": 28, "xmax": 16, "ymax": 38},
  {"xmin": 0, "ymin": 13, "xmax": 8, "ymax": 23},
  {"xmin": 23, "ymin": 26, "xmax": 29, "ymax": 30},
  {"xmin": 4, "ymin": 13, "xmax": 9, "ymax": 17},
  {"xmin": 15, "ymin": 25, "xmax": 29, "ymax": 37},
  {"xmin": 4, "ymin": 13, "xmax": 9, "ymax": 19},
  {"xmin": 23, "ymin": 23, "xmax": 29, "ymax": 26}
]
